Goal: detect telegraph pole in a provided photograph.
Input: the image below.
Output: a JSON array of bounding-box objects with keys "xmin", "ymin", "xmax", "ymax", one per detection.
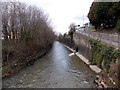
[{"xmin": 83, "ymin": 15, "xmax": 84, "ymax": 27}]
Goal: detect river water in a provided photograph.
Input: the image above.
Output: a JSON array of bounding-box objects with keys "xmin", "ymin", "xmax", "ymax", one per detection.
[{"xmin": 3, "ymin": 41, "xmax": 96, "ymax": 88}]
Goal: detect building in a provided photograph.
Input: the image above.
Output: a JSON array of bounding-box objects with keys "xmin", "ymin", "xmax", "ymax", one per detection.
[{"xmin": 84, "ymin": 22, "xmax": 95, "ymax": 31}]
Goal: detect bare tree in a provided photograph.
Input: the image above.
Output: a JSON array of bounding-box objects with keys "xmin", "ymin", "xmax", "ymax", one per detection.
[{"xmin": 2, "ymin": 1, "xmax": 56, "ymax": 65}]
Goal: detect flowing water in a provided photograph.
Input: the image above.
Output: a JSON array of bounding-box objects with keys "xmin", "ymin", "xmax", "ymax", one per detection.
[{"xmin": 3, "ymin": 41, "xmax": 96, "ymax": 88}]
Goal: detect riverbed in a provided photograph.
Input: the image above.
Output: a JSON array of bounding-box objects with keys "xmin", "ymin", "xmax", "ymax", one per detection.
[{"xmin": 2, "ymin": 41, "xmax": 96, "ymax": 88}]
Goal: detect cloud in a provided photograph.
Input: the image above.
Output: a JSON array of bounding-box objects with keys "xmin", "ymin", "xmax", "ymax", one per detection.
[
  {"xmin": 9, "ymin": 0, "xmax": 94, "ymax": 34},
  {"xmin": 74, "ymin": 15, "xmax": 89, "ymax": 20}
]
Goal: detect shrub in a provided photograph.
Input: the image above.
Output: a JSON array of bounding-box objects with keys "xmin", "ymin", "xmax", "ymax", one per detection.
[
  {"xmin": 114, "ymin": 19, "xmax": 120, "ymax": 31},
  {"xmin": 89, "ymin": 38, "xmax": 120, "ymax": 71}
]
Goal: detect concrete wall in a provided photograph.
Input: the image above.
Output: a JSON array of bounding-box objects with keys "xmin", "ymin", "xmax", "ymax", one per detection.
[{"xmin": 73, "ymin": 32, "xmax": 91, "ymax": 60}]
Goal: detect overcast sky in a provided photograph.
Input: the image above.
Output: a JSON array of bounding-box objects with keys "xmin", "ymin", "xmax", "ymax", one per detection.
[{"xmin": 19, "ymin": 0, "xmax": 94, "ymax": 34}]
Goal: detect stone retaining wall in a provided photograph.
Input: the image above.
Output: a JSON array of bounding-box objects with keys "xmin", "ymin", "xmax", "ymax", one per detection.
[{"xmin": 73, "ymin": 32, "xmax": 91, "ymax": 60}]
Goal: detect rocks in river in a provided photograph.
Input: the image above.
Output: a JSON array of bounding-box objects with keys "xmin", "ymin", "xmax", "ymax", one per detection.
[
  {"xmin": 69, "ymin": 53, "xmax": 75, "ymax": 56},
  {"xmin": 32, "ymin": 79, "xmax": 37, "ymax": 82},
  {"xmin": 33, "ymin": 76, "xmax": 38, "ymax": 79},
  {"xmin": 19, "ymin": 80, "xmax": 23, "ymax": 83},
  {"xmin": 67, "ymin": 69, "xmax": 83, "ymax": 75},
  {"xmin": 74, "ymin": 73, "xmax": 79, "ymax": 77},
  {"xmin": 97, "ymin": 85, "xmax": 103, "ymax": 88},
  {"xmin": 9, "ymin": 85, "xmax": 17, "ymax": 88},
  {"xmin": 26, "ymin": 84, "xmax": 33, "ymax": 87},
  {"xmin": 83, "ymin": 80, "xmax": 88, "ymax": 83},
  {"xmin": 23, "ymin": 73, "xmax": 27, "ymax": 77},
  {"xmin": 94, "ymin": 75, "xmax": 108, "ymax": 88},
  {"xmin": 17, "ymin": 84, "xmax": 24, "ymax": 88}
]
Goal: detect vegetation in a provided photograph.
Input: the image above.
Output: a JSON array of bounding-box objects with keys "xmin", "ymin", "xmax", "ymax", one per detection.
[
  {"xmin": 68, "ymin": 23, "xmax": 76, "ymax": 45},
  {"xmin": 89, "ymin": 38, "xmax": 120, "ymax": 72},
  {"xmin": 88, "ymin": 2, "xmax": 120, "ymax": 30},
  {"xmin": 2, "ymin": 2, "xmax": 56, "ymax": 78},
  {"xmin": 58, "ymin": 34, "xmax": 75, "ymax": 49},
  {"xmin": 114, "ymin": 19, "xmax": 120, "ymax": 31}
]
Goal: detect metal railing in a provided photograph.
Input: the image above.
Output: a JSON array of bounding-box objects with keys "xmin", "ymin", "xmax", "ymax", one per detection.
[{"xmin": 76, "ymin": 30, "xmax": 120, "ymax": 48}]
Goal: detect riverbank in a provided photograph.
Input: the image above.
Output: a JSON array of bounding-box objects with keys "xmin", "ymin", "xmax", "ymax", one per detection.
[
  {"xmin": 64, "ymin": 44, "xmax": 101, "ymax": 74},
  {"xmin": 3, "ymin": 41, "xmax": 96, "ymax": 88},
  {"xmin": 63, "ymin": 44, "xmax": 110, "ymax": 88},
  {"xmin": 2, "ymin": 44, "xmax": 53, "ymax": 78},
  {"xmin": 59, "ymin": 31, "xmax": 119, "ymax": 88}
]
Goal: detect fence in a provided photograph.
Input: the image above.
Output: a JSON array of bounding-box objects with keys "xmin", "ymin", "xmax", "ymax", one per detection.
[{"xmin": 76, "ymin": 30, "xmax": 120, "ymax": 48}]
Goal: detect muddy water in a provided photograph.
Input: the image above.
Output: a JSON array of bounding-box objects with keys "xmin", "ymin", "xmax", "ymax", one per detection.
[{"xmin": 3, "ymin": 41, "xmax": 96, "ymax": 88}]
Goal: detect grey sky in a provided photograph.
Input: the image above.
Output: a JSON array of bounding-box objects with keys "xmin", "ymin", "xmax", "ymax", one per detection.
[{"xmin": 10, "ymin": 0, "xmax": 94, "ymax": 34}]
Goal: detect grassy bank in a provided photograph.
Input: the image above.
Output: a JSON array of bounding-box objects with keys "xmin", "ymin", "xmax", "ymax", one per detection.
[
  {"xmin": 2, "ymin": 44, "xmax": 52, "ymax": 78},
  {"xmin": 88, "ymin": 38, "xmax": 120, "ymax": 88}
]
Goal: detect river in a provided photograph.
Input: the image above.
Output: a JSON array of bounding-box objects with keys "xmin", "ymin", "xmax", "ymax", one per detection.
[{"xmin": 3, "ymin": 41, "xmax": 96, "ymax": 88}]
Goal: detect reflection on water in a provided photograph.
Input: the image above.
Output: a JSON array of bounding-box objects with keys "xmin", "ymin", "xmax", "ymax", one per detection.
[
  {"xmin": 51, "ymin": 42, "xmax": 70, "ymax": 69},
  {"xmin": 3, "ymin": 41, "xmax": 96, "ymax": 88}
]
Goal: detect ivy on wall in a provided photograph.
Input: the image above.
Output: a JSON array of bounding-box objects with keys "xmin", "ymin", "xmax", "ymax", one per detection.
[{"xmin": 89, "ymin": 38, "xmax": 120, "ymax": 72}]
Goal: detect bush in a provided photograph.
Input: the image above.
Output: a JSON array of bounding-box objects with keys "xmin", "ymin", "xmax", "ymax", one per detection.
[
  {"xmin": 114, "ymin": 19, "xmax": 120, "ymax": 31},
  {"xmin": 89, "ymin": 38, "xmax": 120, "ymax": 71}
]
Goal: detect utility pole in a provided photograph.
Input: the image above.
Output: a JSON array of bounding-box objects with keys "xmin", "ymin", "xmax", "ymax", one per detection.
[{"xmin": 83, "ymin": 15, "xmax": 84, "ymax": 27}]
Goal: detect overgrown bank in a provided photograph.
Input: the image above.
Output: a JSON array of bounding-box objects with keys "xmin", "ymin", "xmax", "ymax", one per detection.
[
  {"xmin": 89, "ymin": 38, "xmax": 120, "ymax": 88},
  {"xmin": 2, "ymin": 2, "xmax": 56, "ymax": 78},
  {"xmin": 88, "ymin": 38, "xmax": 120, "ymax": 71},
  {"xmin": 2, "ymin": 43, "xmax": 52, "ymax": 78},
  {"xmin": 58, "ymin": 34, "xmax": 120, "ymax": 88}
]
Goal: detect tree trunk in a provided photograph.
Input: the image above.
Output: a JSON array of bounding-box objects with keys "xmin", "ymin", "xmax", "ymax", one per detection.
[{"xmin": 3, "ymin": 25, "xmax": 8, "ymax": 40}]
